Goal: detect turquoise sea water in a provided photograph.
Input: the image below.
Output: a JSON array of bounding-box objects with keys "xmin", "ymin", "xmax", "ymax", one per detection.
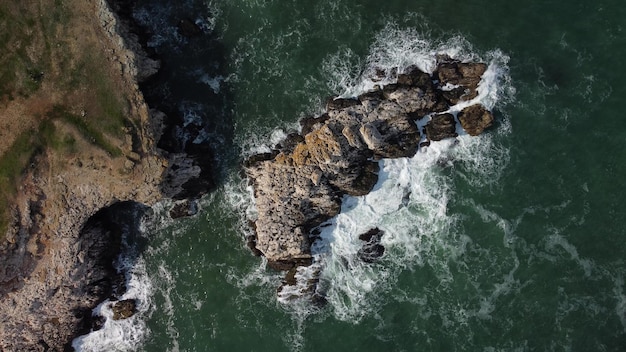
[{"xmin": 75, "ymin": 0, "xmax": 626, "ymax": 351}]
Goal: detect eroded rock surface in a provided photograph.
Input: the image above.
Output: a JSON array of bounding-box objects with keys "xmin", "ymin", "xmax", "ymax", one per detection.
[{"xmin": 245, "ymin": 59, "xmax": 495, "ymax": 290}]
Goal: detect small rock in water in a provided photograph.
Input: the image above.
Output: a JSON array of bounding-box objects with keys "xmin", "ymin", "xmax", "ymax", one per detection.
[
  {"xmin": 112, "ymin": 299, "xmax": 137, "ymax": 320},
  {"xmin": 458, "ymin": 104, "xmax": 494, "ymax": 136},
  {"xmin": 168, "ymin": 199, "xmax": 199, "ymax": 219},
  {"xmin": 177, "ymin": 18, "xmax": 203, "ymax": 38},
  {"xmin": 357, "ymin": 228, "xmax": 385, "ymax": 263}
]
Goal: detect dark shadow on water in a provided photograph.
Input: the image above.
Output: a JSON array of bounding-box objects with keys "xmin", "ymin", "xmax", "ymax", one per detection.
[
  {"xmin": 67, "ymin": 201, "xmax": 150, "ymax": 349},
  {"xmin": 108, "ymin": 0, "xmax": 235, "ymax": 195}
]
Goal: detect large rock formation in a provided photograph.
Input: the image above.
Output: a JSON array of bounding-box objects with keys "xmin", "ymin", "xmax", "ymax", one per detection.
[{"xmin": 245, "ymin": 59, "xmax": 494, "ymax": 288}]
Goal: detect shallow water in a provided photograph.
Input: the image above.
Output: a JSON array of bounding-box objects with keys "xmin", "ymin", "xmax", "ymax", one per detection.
[{"xmin": 76, "ymin": 0, "xmax": 626, "ymax": 350}]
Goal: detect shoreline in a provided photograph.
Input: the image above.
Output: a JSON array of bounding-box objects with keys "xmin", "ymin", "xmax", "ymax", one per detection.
[{"xmin": 0, "ymin": 0, "xmax": 214, "ymax": 349}]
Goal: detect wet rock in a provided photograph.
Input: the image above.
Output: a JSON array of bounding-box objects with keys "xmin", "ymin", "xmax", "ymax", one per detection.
[
  {"xmin": 458, "ymin": 104, "xmax": 494, "ymax": 136},
  {"xmin": 396, "ymin": 65, "xmax": 433, "ymax": 88},
  {"xmin": 245, "ymin": 232, "xmax": 263, "ymax": 257},
  {"xmin": 112, "ymin": 299, "xmax": 137, "ymax": 320},
  {"xmin": 168, "ymin": 199, "xmax": 199, "ymax": 219},
  {"xmin": 436, "ymin": 61, "xmax": 487, "ymax": 87},
  {"xmin": 177, "ymin": 18, "xmax": 203, "ymax": 38},
  {"xmin": 91, "ymin": 315, "xmax": 106, "ymax": 332},
  {"xmin": 357, "ymin": 228, "xmax": 385, "ymax": 263},
  {"xmin": 326, "ymin": 97, "xmax": 361, "ymax": 111},
  {"xmin": 425, "ymin": 113, "xmax": 458, "ymax": 141},
  {"xmin": 435, "ymin": 61, "xmax": 487, "ymax": 103}
]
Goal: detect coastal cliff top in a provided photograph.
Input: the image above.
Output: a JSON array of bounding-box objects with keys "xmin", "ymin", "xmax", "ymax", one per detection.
[{"xmin": 0, "ymin": 0, "xmax": 162, "ymax": 235}]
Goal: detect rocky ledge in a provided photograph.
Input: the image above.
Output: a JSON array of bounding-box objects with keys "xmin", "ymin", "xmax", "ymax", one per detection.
[{"xmin": 245, "ymin": 58, "xmax": 494, "ymax": 291}]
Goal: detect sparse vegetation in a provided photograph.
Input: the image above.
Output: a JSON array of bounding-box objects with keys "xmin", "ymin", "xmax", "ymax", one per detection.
[
  {"xmin": 50, "ymin": 105, "xmax": 122, "ymax": 157},
  {"xmin": 0, "ymin": 0, "xmax": 133, "ymax": 236}
]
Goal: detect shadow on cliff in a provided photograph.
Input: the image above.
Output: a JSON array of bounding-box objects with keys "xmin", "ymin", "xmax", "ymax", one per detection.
[
  {"xmin": 109, "ymin": 0, "xmax": 235, "ymax": 199},
  {"xmin": 67, "ymin": 200, "xmax": 150, "ymax": 349}
]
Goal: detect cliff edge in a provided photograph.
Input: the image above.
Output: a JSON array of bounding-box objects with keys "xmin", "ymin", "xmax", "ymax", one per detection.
[{"xmin": 0, "ymin": 0, "xmax": 168, "ymax": 350}]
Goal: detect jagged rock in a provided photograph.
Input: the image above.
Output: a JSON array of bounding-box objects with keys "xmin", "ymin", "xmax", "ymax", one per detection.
[
  {"xmin": 168, "ymin": 199, "xmax": 199, "ymax": 219},
  {"xmin": 425, "ymin": 113, "xmax": 458, "ymax": 141},
  {"xmin": 458, "ymin": 104, "xmax": 494, "ymax": 136},
  {"xmin": 357, "ymin": 228, "xmax": 385, "ymax": 263},
  {"xmin": 112, "ymin": 299, "xmax": 136, "ymax": 320},
  {"xmin": 436, "ymin": 61, "xmax": 487, "ymax": 104},
  {"xmin": 245, "ymin": 233, "xmax": 263, "ymax": 257},
  {"xmin": 396, "ymin": 65, "xmax": 432, "ymax": 87},
  {"xmin": 326, "ymin": 97, "xmax": 361, "ymax": 111},
  {"xmin": 244, "ymin": 60, "xmax": 494, "ymax": 299},
  {"xmin": 300, "ymin": 114, "xmax": 330, "ymax": 135},
  {"xmin": 160, "ymin": 151, "xmax": 214, "ymax": 200}
]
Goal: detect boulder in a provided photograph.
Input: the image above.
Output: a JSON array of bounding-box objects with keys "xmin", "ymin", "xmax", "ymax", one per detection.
[
  {"xmin": 357, "ymin": 228, "xmax": 385, "ymax": 263},
  {"xmin": 111, "ymin": 299, "xmax": 137, "ymax": 320},
  {"xmin": 177, "ymin": 18, "xmax": 203, "ymax": 38},
  {"xmin": 435, "ymin": 61, "xmax": 487, "ymax": 103},
  {"xmin": 168, "ymin": 199, "xmax": 199, "ymax": 219},
  {"xmin": 425, "ymin": 113, "xmax": 458, "ymax": 141},
  {"xmin": 458, "ymin": 104, "xmax": 494, "ymax": 136}
]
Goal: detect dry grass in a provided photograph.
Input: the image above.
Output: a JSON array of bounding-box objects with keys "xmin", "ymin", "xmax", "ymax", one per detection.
[{"xmin": 0, "ymin": 0, "xmax": 133, "ymax": 235}]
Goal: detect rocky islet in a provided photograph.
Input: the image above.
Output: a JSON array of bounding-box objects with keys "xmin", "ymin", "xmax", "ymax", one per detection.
[{"xmin": 245, "ymin": 58, "xmax": 495, "ymax": 297}]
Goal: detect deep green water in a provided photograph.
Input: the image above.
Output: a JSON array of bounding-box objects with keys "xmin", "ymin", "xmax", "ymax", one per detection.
[{"xmin": 76, "ymin": 0, "xmax": 626, "ymax": 351}]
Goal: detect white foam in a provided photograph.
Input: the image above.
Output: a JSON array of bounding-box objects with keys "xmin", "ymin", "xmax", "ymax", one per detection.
[
  {"xmin": 72, "ymin": 258, "xmax": 154, "ymax": 352},
  {"xmin": 197, "ymin": 72, "xmax": 224, "ymax": 93},
  {"xmin": 613, "ymin": 277, "xmax": 626, "ymax": 332},
  {"xmin": 71, "ymin": 203, "xmax": 189, "ymax": 352},
  {"xmin": 309, "ymin": 27, "xmax": 512, "ymax": 320}
]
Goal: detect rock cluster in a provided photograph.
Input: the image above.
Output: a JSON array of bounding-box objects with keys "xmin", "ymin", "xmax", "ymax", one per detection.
[
  {"xmin": 245, "ymin": 58, "xmax": 495, "ymax": 289},
  {"xmin": 357, "ymin": 228, "xmax": 386, "ymax": 263}
]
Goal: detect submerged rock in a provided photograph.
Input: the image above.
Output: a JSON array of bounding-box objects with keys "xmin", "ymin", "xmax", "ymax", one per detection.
[
  {"xmin": 244, "ymin": 59, "xmax": 496, "ymax": 299},
  {"xmin": 177, "ymin": 18, "xmax": 203, "ymax": 38}
]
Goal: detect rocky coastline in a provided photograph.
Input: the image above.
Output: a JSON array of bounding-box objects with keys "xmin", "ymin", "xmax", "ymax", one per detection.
[
  {"xmin": 0, "ymin": 0, "xmax": 216, "ymax": 350},
  {"xmin": 245, "ymin": 59, "xmax": 494, "ymax": 296}
]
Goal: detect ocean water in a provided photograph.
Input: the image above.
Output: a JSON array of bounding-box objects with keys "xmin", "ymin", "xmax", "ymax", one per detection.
[{"xmin": 75, "ymin": 0, "xmax": 626, "ymax": 351}]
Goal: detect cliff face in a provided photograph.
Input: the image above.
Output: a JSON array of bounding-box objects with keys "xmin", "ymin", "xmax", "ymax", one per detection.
[{"xmin": 0, "ymin": 0, "xmax": 167, "ymax": 350}]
